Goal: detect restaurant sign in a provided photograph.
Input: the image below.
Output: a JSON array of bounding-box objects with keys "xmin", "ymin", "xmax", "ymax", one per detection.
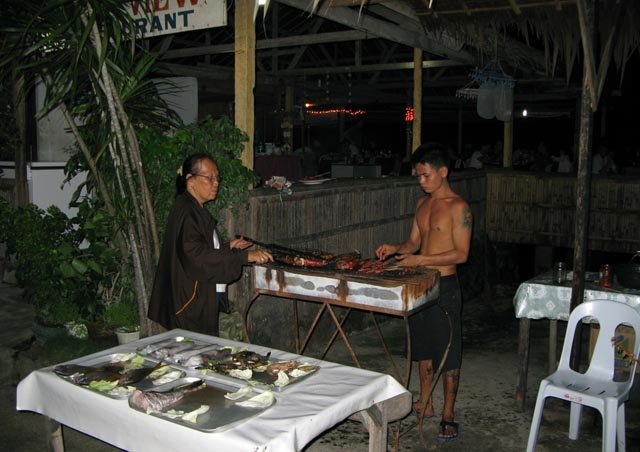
[{"xmin": 126, "ymin": 0, "xmax": 227, "ymax": 39}]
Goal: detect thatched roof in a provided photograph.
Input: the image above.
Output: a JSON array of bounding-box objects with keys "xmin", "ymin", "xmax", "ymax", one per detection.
[{"xmin": 154, "ymin": 1, "xmax": 640, "ymax": 111}]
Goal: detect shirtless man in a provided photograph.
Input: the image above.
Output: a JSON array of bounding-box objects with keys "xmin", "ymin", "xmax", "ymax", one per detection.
[{"xmin": 376, "ymin": 143, "xmax": 472, "ymax": 442}]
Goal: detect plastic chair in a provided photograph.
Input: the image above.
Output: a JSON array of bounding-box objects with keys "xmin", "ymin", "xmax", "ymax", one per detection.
[{"xmin": 526, "ymin": 300, "xmax": 640, "ymax": 452}]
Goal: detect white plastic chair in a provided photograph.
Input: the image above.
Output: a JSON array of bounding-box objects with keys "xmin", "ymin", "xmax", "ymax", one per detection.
[{"xmin": 526, "ymin": 300, "xmax": 640, "ymax": 452}]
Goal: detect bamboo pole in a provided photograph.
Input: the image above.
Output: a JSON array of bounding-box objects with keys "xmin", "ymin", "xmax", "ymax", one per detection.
[
  {"xmin": 503, "ymin": 120, "xmax": 513, "ymax": 168},
  {"xmin": 412, "ymin": 48, "xmax": 423, "ymax": 154},
  {"xmin": 570, "ymin": 0, "xmax": 595, "ymax": 370},
  {"xmin": 235, "ymin": 0, "xmax": 256, "ymax": 170},
  {"xmin": 11, "ymin": 73, "xmax": 29, "ymax": 205},
  {"xmin": 457, "ymin": 106, "xmax": 463, "ymax": 158}
]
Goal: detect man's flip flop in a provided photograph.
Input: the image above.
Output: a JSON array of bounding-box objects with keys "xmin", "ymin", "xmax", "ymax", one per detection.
[{"xmin": 437, "ymin": 420, "xmax": 459, "ymax": 442}]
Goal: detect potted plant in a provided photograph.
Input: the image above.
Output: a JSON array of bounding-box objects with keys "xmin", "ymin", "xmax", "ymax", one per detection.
[{"xmin": 101, "ymin": 300, "xmax": 140, "ymax": 344}]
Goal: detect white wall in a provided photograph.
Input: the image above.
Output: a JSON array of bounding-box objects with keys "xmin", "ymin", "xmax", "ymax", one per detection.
[
  {"xmin": 16, "ymin": 77, "xmax": 198, "ymax": 214},
  {"xmin": 154, "ymin": 77, "xmax": 198, "ymax": 124},
  {"xmin": 35, "ymin": 83, "xmax": 75, "ymax": 162},
  {"xmin": 0, "ymin": 162, "xmax": 86, "ymax": 218}
]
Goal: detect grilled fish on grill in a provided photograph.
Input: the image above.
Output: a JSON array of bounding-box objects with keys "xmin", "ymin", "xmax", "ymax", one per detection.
[
  {"xmin": 275, "ymin": 254, "xmax": 329, "ymax": 267},
  {"xmin": 333, "ymin": 253, "xmax": 362, "ymax": 271}
]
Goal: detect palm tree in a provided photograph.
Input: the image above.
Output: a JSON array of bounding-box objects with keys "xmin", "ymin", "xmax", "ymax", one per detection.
[{"xmin": 1, "ymin": 0, "xmax": 179, "ymax": 336}]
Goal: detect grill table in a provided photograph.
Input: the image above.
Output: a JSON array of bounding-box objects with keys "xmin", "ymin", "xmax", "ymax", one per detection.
[{"xmin": 244, "ymin": 263, "xmax": 440, "ymax": 387}]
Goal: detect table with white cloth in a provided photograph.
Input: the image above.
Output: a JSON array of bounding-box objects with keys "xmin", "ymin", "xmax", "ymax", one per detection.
[
  {"xmin": 17, "ymin": 329, "xmax": 410, "ymax": 452},
  {"xmin": 513, "ymin": 271, "xmax": 640, "ymax": 410}
]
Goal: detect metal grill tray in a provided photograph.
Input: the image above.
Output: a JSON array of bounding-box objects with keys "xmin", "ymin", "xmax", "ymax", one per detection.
[
  {"xmin": 137, "ymin": 337, "xmax": 319, "ymax": 391},
  {"xmin": 128, "ymin": 377, "xmax": 275, "ymax": 433},
  {"xmin": 54, "ymin": 353, "xmax": 185, "ymax": 399}
]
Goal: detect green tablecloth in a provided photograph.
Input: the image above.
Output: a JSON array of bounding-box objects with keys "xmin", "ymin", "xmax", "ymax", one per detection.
[{"xmin": 513, "ymin": 271, "xmax": 640, "ymax": 320}]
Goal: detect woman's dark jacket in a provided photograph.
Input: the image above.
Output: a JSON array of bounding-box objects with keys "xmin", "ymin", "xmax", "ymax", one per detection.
[{"xmin": 148, "ymin": 192, "xmax": 247, "ymax": 334}]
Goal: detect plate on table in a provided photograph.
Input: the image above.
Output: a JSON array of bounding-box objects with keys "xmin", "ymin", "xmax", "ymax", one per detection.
[{"xmin": 298, "ymin": 178, "xmax": 332, "ymax": 185}]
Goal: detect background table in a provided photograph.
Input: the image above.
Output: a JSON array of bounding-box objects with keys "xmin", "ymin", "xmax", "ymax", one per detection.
[
  {"xmin": 513, "ymin": 272, "xmax": 640, "ymax": 409},
  {"xmin": 17, "ymin": 329, "xmax": 410, "ymax": 452},
  {"xmin": 255, "ymin": 155, "xmax": 302, "ymax": 182}
]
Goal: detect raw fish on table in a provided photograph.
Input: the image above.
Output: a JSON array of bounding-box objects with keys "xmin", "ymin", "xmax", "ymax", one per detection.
[{"xmin": 129, "ymin": 389, "xmax": 185, "ymax": 411}]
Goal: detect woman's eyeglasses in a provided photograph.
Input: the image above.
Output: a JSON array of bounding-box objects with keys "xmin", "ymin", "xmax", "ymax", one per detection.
[{"xmin": 193, "ymin": 174, "xmax": 222, "ymax": 183}]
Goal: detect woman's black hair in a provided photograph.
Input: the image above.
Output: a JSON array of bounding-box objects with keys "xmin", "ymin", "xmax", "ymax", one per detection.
[{"xmin": 176, "ymin": 153, "xmax": 215, "ymax": 194}]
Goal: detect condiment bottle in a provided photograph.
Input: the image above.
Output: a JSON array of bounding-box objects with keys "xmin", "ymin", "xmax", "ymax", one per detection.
[
  {"xmin": 599, "ymin": 264, "xmax": 613, "ymax": 289},
  {"xmin": 553, "ymin": 262, "xmax": 566, "ymax": 284}
]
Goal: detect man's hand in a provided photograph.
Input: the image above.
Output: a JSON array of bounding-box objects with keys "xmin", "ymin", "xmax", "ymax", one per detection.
[
  {"xmin": 376, "ymin": 243, "xmax": 399, "ymax": 261},
  {"xmin": 394, "ymin": 253, "xmax": 423, "ymax": 267}
]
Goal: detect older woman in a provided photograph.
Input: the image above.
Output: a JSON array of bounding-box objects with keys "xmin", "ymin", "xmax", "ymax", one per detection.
[{"xmin": 148, "ymin": 153, "xmax": 272, "ymax": 335}]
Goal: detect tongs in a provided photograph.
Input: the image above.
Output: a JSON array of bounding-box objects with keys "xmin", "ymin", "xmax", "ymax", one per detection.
[
  {"xmin": 146, "ymin": 378, "xmax": 205, "ymax": 394},
  {"xmin": 236, "ymin": 235, "xmax": 310, "ymax": 256}
]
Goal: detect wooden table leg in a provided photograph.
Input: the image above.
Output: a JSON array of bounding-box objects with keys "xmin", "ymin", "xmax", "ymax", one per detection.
[
  {"xmin": 516, "ymin": 318, "xmax": 531, "ymax": 411},
  {"xmin": 548, "ymin": 319, "xmax": 558, "ymax": 374},
  {"xmin": 44, "ymin": 417, "xmax": 64, "ymax": 452},
  {"xmin": 349, "ymin": 391, "xmax": 411, "ymax": 452}
]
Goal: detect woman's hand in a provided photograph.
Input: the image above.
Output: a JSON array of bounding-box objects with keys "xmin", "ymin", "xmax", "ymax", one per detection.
[
  {"xmin": 230, "ymin": 237, "xmax": 252, "ymax": 250},
  {"xmin": 248, "ymin": 249, "xmax": 274, "ymax": 265}
]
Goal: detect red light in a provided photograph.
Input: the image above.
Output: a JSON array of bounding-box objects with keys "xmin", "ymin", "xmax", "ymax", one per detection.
[{"xmin": 405, "ymin": 106, "xmax": 414, "ymax": 122}]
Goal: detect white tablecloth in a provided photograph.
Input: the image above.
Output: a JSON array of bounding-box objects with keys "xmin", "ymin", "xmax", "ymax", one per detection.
[
  {"xmin": 17, "ymin": 329, "xmax": 409, "ymax": 452},
  {"xmin": 513, "ymin": 272, "xmax": 640, "ymax": 320}
]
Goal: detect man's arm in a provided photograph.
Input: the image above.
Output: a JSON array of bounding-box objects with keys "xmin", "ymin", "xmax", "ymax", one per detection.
[
  {"xmin": 397, "ymin": 200, "xmax": 472, "ymax": 267},
  {"xmin": 376, "ymin": 200, "xmax": 423, "ymax": 260}
]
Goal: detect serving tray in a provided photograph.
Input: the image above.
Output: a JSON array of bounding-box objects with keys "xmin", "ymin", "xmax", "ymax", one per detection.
[
  {"xmin": 128, "ymin": 377, "xmax": 275, "ymax": 433},
  {"xmin": 54, "ymin": 353, "xmax": 185, "ymax": 399},
  {"xmin": 137, "ymin": 337, "xmax": 319, "ymax": 391}
]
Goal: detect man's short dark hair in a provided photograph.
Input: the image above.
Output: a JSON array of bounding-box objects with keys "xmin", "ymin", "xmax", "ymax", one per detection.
[{"xmin": 411, "ymin": 143, "xmax": 450, "ymax": 170}]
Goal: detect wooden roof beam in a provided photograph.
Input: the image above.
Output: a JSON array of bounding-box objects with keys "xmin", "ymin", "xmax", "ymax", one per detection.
[
  {"xmin": 275, "ymin": 0, "xmax": 474, "ymax": 63},
  {"xmin": 418, "ymin": 0, "xmax": 576, "ymax": 15},
  {"xmin": 271, "ymin": 59, "xmax": 465, "ymax": 76},
  {"xmin": 507, "ymin": 0, "xmax": 522, "ymax": 15},
  {"xmin": 160, "ymin": 30, "xmax": 375, "ymax": 59}
]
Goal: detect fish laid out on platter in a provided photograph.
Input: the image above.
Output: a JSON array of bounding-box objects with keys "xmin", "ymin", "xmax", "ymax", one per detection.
[
  {"xmin": 138, "ymin": 338, "xmax": 319, "ymax": 389},
  {"xmin": 128, "ymin": 378, "xmax": 276, "ymax": 433},
  {"xmin": 54, "ymin": 354, "xmax": 184, "ymax": 399},
  {"xmin": 129, "ymin": 378, "xmax": 205, "ymax": 411}
]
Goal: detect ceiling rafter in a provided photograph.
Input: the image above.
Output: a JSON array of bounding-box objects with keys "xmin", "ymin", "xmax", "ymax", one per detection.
[
  {"xmin": 271, "ymin": 59, "xmax": 465, "ymax": 76},
  {"xmin": 160, "ymin": 30, "xmax": 376, "ymax": 59},
  {"xmin": 275, "ymin": 0, "xmax": 475, "ymax": 63}
]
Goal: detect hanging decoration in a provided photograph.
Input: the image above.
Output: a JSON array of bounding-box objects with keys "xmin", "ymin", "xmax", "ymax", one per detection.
[
  {"xmin": 469, "ymin": 62, "xmax": 516, "ymax": 122},
  {"xmin": 477, "ymin": 82, "xmax": 496, "ymax": 119}
]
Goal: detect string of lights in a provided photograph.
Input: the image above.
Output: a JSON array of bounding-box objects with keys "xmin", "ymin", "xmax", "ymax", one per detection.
[{"xmin": 305, "ymin": 107, "xmax": 366, "ymax": 116}]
